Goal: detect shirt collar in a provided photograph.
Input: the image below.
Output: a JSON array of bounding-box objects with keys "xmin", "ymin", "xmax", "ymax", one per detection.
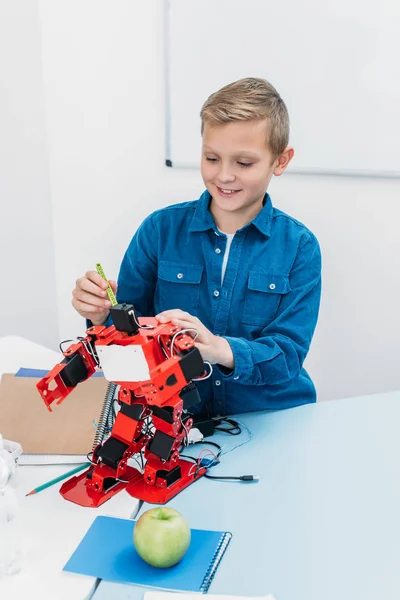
[
  {"xmin": 189, "ymin": 190, "xmax": 217, "ymax": 233},
  {"xmin": 248, "ymin": 193, "xmax": 273, "ymax": 237},
  {"xmin": 189, "ymin": 189, "xmax": 273, "ymax": 238}
]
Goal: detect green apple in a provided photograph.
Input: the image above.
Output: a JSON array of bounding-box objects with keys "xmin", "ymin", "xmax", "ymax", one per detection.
[{"xmin": 133, "ymin": 507, "xmax": 191, "ymax": 568}]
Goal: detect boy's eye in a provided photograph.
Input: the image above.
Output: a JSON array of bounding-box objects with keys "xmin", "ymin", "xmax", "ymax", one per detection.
[
  {"xmin": 237, "ymin": 161, "xmax": 253, "ymax": 168},
  {"xmin": 205, "ymin": 157, "xmax": 217, "ymax": 162}
]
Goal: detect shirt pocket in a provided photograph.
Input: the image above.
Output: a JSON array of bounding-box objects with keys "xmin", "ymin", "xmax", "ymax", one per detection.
[
  {"xmin": 243, "ymin": 271, "xmax": 291, "ymax": 326},
  {"xmin": 156, "ymin": 261, "xmax": 204, "ymax": 314}
]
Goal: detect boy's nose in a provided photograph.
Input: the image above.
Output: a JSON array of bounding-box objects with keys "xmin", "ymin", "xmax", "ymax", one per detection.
[{"xmin": 217, "ymin": 169, "xmax": 235, "ymax": 184}]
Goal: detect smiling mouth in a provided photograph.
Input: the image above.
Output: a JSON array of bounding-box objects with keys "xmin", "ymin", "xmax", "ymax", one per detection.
[{"xmin": 216, "ymin": 186, "xmax": 241, "ymax": 196}]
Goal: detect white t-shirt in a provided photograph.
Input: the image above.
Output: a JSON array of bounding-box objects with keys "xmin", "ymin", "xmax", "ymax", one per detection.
[{"xmin": 220, "ymin": 232, "xmax": 235, "ymax": 285}]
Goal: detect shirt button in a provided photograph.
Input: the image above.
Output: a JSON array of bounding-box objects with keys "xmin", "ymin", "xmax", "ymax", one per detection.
[
  {"xmin": 234, "ymin": 376, "xmax": 239, "ymax": 380},
  {"xmin": 215, "ymin": 248, "xmax": 221, "ymax": 254},
  {"xmin": 269, "ymin": 283, "xmax": 276, "ymax": 290},
  {"xmin": 213, "ymin": 290, "xmax": 220, "ymax": 297},
  {"xmin": 177, "ymin": 273, "xmax": 183, "ymax": 280},
  {"xmin": 215, "ymin": 380, "xmax": 221, "ymax": 386}
]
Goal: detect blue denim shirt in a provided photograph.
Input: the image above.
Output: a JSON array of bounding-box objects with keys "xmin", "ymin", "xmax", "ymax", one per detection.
[{"xmin": 115, "ymin": 190, "xmax": 321, "ymax": 416}]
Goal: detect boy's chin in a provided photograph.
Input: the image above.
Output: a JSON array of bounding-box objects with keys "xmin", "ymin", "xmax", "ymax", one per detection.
[{"xmin": 212, "ymin": 201, "xmax": 247, "ymax": 214}]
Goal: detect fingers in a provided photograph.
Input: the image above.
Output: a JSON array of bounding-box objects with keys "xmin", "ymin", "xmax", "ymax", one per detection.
[
  {"xmin": 88, "ymin": 270, "xmax": 112, "ymax": 291},
  {"xmin": 155, "ymin": 309, "xmax": 193, "ymax": 324},
  {"xmin": 109, "ymin": 280, "xmax": 118, "ymax": 293},
  {"xmin": 72, "ymin": 290, "xmax": 111, "ymax": 310},
  {"xmin": 71, "ymin": 297, "xmax": 110, "ymax": 315},
  {"xmin": 169, "ymin": 318, "xmax": 198, "ymax": 333},
  {"xmin": 73, "ymin": 285, "xmax": 111, "ymax": 309},
  {"xmin": 77, "ymin": 271, "xmax": 107, "ymax": 294},
  {"xmin": 72, "ymin": 271, "xmax": 117, "ymax": 318}
]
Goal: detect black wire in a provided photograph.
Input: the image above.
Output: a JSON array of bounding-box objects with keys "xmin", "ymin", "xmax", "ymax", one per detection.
[
  {"xmin": 192, "ymin": 440, "xmax": 222, "ymax": 458},
  {"xmin": 204, "ymin": 473, "xmax": 241, "ymax": 480},
  {"xmin": 204, "ymin": 473, "xmax": 258, "ymax": 481},
  {"xmin": 212, "ymin": 417, "xmax": 242, "ymax": 435},
  {"xmin": 180, "ymin": 439, "xmax": 223, "ymax": 479},
  {"xmin": 180, "ymin": 454, "xmax": 198, "ymax": 464},
  {"xmin": 214, "ymin": 424, "xmax": 241, "ymax": 435},
  {"xmin": 59, "ymin": 339, "xmax": 75, "ymax": 352},
  {"xmin": 86, "ymin": 452, "xmax": 97, "ymax": 466}
]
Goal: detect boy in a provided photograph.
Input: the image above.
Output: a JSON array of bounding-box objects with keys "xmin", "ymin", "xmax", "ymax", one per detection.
[{"xmin": 72, "ymin": 77, "xmax": 321, "ymax": 416}]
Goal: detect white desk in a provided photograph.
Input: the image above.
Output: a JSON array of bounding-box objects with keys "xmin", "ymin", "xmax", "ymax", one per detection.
[
  {"xmin": 0, "ymin": 336, "xmax": 140, "ymax": 600},
  {"xmin": 94, "ymin": 389, "xmax": 400, "ymax": 600}
]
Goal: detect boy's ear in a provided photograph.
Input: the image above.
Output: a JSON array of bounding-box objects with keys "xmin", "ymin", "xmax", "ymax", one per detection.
[{"xmin": 273, "ymin": 146, "xmax": 294, "ymax": 176}]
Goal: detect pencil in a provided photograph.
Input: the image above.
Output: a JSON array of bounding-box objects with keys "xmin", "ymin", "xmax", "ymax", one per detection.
[{"xmin": 25, "ymin": 463, "xmax": 89, "ymax": 496}]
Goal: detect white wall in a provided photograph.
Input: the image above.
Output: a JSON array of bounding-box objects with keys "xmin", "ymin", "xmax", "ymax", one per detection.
[
  {"xmin": 1, "ymin": 1, "xmax": 399, "ymax": 401},
  {"xmin": 0, "ymin": 1, "xmax": 58, "ymax": 349}
]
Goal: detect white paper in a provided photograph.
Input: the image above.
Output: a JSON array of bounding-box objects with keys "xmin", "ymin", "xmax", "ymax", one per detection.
[
  {"xmin": 96, "ymin": 344, "xmax": 149, "ymax": 382},
  {"xmin": 144, "ymin": 592, "xmax": 276, "ymax": 600}
]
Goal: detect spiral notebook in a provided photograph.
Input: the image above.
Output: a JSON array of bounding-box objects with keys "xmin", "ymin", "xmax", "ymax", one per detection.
[
  {"xmin": 63, "ymin": 515, "xmax": 232, "ymax": 593},
  {"xmin": 0, "ymin": 368, "xmax": 109, "ymax": 465}
]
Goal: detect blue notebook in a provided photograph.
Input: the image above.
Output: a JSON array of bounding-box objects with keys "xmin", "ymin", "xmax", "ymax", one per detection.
[{"xmin": 64, "ymin": 515, "xmax": 232, "ymax": 593}]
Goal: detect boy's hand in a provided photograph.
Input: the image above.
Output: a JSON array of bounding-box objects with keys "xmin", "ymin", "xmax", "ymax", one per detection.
[
  {"xmin": 155, "ymin": 309, "xmax": 234, "ymax": 369},
  {"xmin": 72, "ymin": 271, "xmax": 118, "ymax": 326}
]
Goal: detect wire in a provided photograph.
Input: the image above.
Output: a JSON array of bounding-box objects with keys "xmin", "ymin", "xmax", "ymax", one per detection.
[
  {"xmin": 204, "ymin": 473, "xmax": 259, "ymax": 481},
  {"xmin": 126, "ymin": 453, "xmax": 145, "ymax": 473},
  {"xmin": 59, "ymin": 339, "xmax": 75, "ymax": 352},
  {"xmin": 212, "ymin": 416, "xmax": 242, "ymax": 435},
  {"xmin": 86, "ymin": 452, "xmax": 97, "ymax": 466},
  {"xmin": 169, "ymin": 327, "xmax": 213, "ymax": 381},
  {"xmin": 158, "ymin": 335, "xmax": 170, "ymax": 359},
  {"xmin": 142, "ymin": 415, "xmax": 155, "ymax": 437},
  {"xmin": 198, "ymin": 448, "xmax": 220, "ymax": 468},
  {"xmin": 59, "ymin": 336, "xmax": 100, "ymax": 368},
  {"xmin": 158, "ymin": 328, "xmax": 212, "ymax": 381},
  {"xmin": 77, "ymin": 336, "xmax": 100, "ymax": 367},
  {"xmin": 184, "ymin": 440, "xmax": 222, "ymax": 477},
  {"xmin": 171, "ymin": 328, "xmax": 198, "ymax": 356},
  {"xmin": 128, "ymin": 309, "xmax": 157, "ymax": 330},
  {"xmin": 193, "ymin": 361, "xmax": 213, "ymax": 381},
  {"xmin": 219, "ymin": 419, "xmax": 252, "ymax": 458},
  {"xmin": 180, "ymin": 416, "xmax": 189, "ymax": 447},
  {"xmin": 180, "ymin": 453, "xmax": 199, "ymax": 477},
  {"xmin": 194, "ymin": 440, "xmax": 222, "ymax": 457}
]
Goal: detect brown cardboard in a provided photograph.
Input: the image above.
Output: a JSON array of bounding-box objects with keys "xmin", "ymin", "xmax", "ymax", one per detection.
[{"xmin": 0, "ymin": 374, "xmax": 109, "ymax": 455}]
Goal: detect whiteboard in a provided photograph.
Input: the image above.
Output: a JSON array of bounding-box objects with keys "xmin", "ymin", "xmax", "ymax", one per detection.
[{"xmin": 166, "ymin": 0, "xmax": 400, "ymax": 176}]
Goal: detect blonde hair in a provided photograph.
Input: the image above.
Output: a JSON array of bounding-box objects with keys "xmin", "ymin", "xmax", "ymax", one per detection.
[{"xmin": 200, "ymin": 77, "xmax": 289, "ymax": 159}]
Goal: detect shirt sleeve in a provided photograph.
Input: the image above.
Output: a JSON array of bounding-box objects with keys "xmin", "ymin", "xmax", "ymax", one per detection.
[
  {"xmin": 116, "ymin": 213, "xmax": 158, "ymax": 316},
  {"xmin": 216, "ymin": 234, "xmax": 322, "ymax": 386}
]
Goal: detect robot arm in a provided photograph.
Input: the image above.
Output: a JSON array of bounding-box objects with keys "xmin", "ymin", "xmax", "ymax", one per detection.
[{"xmin": 37, "ymin": 334, "xmax": 99, "ymax": 410}]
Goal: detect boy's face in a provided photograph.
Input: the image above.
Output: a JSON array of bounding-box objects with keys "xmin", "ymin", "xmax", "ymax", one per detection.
[{"xmin": 201, "ymin": 119, "xmax": 293, "ymax": 222}]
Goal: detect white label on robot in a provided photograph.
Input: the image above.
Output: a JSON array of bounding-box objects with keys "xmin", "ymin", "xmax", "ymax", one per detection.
[{"xmin": 96, "ymin": 344, "xmax": 150, "ymax": 382}]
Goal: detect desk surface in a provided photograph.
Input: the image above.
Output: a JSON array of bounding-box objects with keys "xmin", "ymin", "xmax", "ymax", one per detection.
[
  {"xmin": 0, "ymin": 464, "xmax": 139, "ymax": 600},
  {"xmin": 3, "ymin": 336, "xmax": 400, "ymax": 600},
  {"xmin": 0, "ymin": 335, "xmax": 140, "ymax": 600},
  {"xmin": 94, "ymin": 389, "xmax": 400, "ymax": 600}
]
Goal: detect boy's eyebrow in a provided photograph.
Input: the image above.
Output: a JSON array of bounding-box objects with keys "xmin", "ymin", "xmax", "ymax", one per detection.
[{"xmin": 202, "ymin": 145, "xmax": 261, "ymax": 159}]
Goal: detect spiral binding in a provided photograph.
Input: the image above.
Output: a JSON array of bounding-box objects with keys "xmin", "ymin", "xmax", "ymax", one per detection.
[
  {"xmin": 199, "ymin": 531, "xmax": 232, "ymax": 593},
  {"xmin": 92, "ymin": 382, "xmax": 117, "ymax": 451}
]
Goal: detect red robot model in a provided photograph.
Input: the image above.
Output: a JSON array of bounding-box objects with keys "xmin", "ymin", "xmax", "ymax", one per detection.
[{"xmin": 36, "ymin": 303, "xmax": 207, "ymax": 508}]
